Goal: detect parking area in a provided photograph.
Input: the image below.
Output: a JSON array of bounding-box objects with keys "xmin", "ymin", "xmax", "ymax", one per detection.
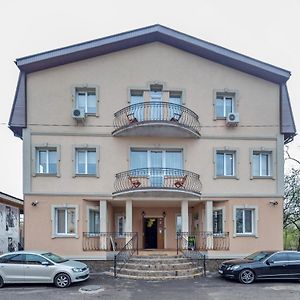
[{"xmin": 1, "ymin": 273, "xmax": 300, "ymax": 300}]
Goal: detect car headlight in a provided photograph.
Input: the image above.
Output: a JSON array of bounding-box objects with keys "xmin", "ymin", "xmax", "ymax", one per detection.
[
  {"xmin": 72, "ymin": 267, "xmax": 83, "ymax": 273},
  {"xmin": 230, "ymin": 265, "xmax": 240, "ymax": 270}
]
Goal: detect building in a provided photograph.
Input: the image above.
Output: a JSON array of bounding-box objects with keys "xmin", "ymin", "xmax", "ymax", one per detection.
[
  {"xmin": 9, "ymin": 25, "xmax": 296, "ymax": 259},
  {"xmin": 0, "ymin": 192, "xmax": 23, "ymax": 254}
]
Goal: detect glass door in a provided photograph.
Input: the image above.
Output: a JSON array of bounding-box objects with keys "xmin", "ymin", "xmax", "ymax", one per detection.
[{"xmin": 169, "ymin": 92, "xmax": 182, "ymax": 121}]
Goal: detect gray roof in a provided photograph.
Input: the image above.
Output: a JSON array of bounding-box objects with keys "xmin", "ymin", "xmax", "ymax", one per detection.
[
  {"xmin": 0, "ymin": 191, "xmax": 23, "ymax": 207},
  {"xmin": 9, "ymin": 24, "xmax": 296, "ymax": 141}
]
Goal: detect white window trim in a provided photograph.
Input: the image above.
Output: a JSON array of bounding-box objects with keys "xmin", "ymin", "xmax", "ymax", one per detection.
[
  {"xmin": 72, "ymin": 145, "xmax": 100, "ymax": 177},
  {"xmin": 213, "ymin": 206, "xmax": 225, "ymax": 235},
  {"xmin": 250, "ymin": 148, "xmax": 275, "ymax": 179},
  {"xmin": 115, "ymin": 214, "xmax": 126, "ymax": 238},
  {"xmin": 72, "ymin": 85, "xmax": 99, "ymax": 117},
  {"xmin": 87, "ymin": 206, "xmax": 100, "ymax": 233},
  {"xmin": 233, "ymin": 205, "xmax": 259, "ymax": 237},
  {"xmin": 213, "ymin": 147, "xmax": 239, "ymax": 179},
  {"xmin": 32, "ymin": 144, "xmax": 61, "ymax": 177},
  {"xmin": 213, "ymin": 89, "xmax": 239, "ymax": 120},
  {"xmin": 51, "ymin": 204, "xmax": 79, "ymax": 238}
]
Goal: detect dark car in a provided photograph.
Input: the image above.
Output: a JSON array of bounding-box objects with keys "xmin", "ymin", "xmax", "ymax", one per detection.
[{"xmin": 218, "ymin": 250, "xmax": 300, "ymax": 284}]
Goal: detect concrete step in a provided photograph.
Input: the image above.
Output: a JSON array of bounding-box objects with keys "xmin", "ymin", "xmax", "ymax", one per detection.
[
  {"xmin": 105, "ymin": 271, "xmax": 203, "ymax": 280},
  {"xmin": 129, "ymin": 257, "xmax": 191, "ymax": 265},
  {"xmin": 113, "ymin": 266, "xmax": 202, "ymax": 277},
  {"xmin": 122, "ymin": 261, "xmax": 198, "ymax": 271}
]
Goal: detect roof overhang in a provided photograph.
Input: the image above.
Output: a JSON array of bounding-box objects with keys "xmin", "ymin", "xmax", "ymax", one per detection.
[{"xmin": 9, "ymin": 24, "xmax": 296, "ymax": 140}]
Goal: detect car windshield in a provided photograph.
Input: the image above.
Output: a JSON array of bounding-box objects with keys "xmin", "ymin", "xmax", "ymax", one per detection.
[
  {"xmin": 244, "ymin": 251, "xmax": 272, "ymax": 261},
  {"xmin": 42, "ymin": 252, "xmax": 69, "ymax": 263}
]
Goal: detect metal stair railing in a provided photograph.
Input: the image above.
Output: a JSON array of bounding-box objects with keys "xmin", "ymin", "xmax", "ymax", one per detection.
[
  {"xmin": 177, "ymin": 232, "xmax": 206, "ymax": 276},
  {"xmin": 114, "ymin": 232, "xmax": 138, "ymax": 278}
]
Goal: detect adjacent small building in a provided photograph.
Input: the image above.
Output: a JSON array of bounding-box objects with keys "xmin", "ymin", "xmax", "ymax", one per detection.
[
  {"xmin": 0, "ymin": 192, "xmax": 23, "ymax": 254},
  {"xmin": 9, "ymin": 25, "xmax": 296, "ymax": 259}
]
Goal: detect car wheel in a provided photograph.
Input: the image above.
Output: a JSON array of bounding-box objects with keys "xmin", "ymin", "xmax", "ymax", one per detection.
[
  {"xmin": 54, "ymin": 273, "xmax": 71, "ymax": 288},
  {"xmin": 0, "ymin": 276, "xmax": 4, "ymax": 288},
  {"xmin": 238, "ymin": 269, "xmax": 255, "ymax": 284}
]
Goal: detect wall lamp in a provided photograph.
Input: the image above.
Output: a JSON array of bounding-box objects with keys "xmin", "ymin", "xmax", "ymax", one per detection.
[
  {"xmin": 269, "ymin": 200, "xmax": 278, "ymax": 207},
  {"xmin": 162, "ymin": 211, "xmax": 166, "ymax": 218},
  {"xmin": 31, "ymin": 201, "xmax": 39, "ymax": 207},
  {"xmin": 141, "ymin": 211, "xmax": 145, "ymax": 217}
]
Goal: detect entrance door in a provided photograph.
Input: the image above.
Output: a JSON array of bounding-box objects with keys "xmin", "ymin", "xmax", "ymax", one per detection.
[
  {"xmin": 144, "ymin": 218, "xmax": 158, "ymax": 249},
  {"xmin": 150, "ymin": 90, "xmax": 163, "ymax": 120}
]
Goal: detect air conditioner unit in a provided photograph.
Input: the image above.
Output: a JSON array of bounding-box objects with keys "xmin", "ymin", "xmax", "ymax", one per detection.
[
  {"xmin": 72, "ymin": 108, "xmax": 85, "ymax": 120},
  {"xmin": 226, "ymin": 112, "xmax": 239, "ymax": 126}
]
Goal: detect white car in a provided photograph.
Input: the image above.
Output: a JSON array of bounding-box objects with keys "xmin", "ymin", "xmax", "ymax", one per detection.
[{"xmin": 0, "ymin": 251, "xmax": 89, "ymax": 288}]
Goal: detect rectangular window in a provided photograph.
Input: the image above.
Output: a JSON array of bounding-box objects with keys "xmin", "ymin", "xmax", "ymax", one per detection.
[
  {"xmin": 216, "ymin": 151, "xmax": 235, "ymax": 176},
  {"xmin": 176, "ymin": 215, "xmax": 182, "ymax": 234},
  {"xmin": 213, "ymin": 210, "xmax": 223, "ymax": 234},
  {"xmin": 253, "ymin": 152, "xmax": 271, "ymax": 177},
  {"xmin": 89, "ymin": 209, "xmax": 100, "ymax": 233},
  {"xmin": 36, "ymin": 149, "xmax": 57, "ymax": 174},
  {"xmin": 236, "ymin": 208, "xmax": 254, "ymax": 234},
  {"xmin": 55, "ymin": 208, "xmax": 76, "ymax": 235},
  {"xmin": 76, "ymin": 88, "xmax": 97, "ymax": 114},
  {"xmin": 76, "ymin": 149, "xmax": 96, "ymax": 175},
  {"xmin": 116, "ymin": 216, "xmax": 126, "ymax": 237},
  {"xmin": 216, "ymin": 94, "xmax": 234, "ymax": 118}
]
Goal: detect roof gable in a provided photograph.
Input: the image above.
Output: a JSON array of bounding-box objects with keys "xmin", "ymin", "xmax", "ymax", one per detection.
[{"xmin": 16, "ymin": 24, "xmax": 290, "ymax": 84}]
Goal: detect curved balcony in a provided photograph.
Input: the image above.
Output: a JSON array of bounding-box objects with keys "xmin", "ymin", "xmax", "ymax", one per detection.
[
  {"xmin": 113, "ymin": 168, "xmax": 202, "ymax": 198},
  {"xmin": 112, "ymin": 102, "xmax": 201, "ymax": 138}
]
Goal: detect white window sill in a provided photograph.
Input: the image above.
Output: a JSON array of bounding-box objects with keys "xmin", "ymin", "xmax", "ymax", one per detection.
[
  {"xmin": 234, "ymin": 234, "xmax": 256, "ymax": 238},
  {"xmin": 52, "ymin": 234, "xmax": 78, "ymax": 239},
  {"xmin": 215, "ymin": 176, "xmax": 238, "ymax": 180},
  {"xmin": 34, "ymin": 173, "xmax": 59, "ymax": 177},
  {"xmin": 74, "ymin": 174, "xmax": 97, "ymax": 177},
  {"xmin": 251, "ymin": 176, "xmax": 274, "ymax": 180}
]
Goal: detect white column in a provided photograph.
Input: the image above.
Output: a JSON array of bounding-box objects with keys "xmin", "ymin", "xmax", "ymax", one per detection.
[
  {"xmin": 126, "ymin": 200, "xmax": 133, "ymax": 243},
  {"xmin": 181, "ymin": 200, "xmax": 189, "ymax": 250},
  {"xmin": 181, "ymin": 200, "xmax": 189, "ymax": 233},
  {"xmin": 205, "ymin": 200, "xmax": 213, "ymax": 250},
  {"xmin": 100, "ymin": 200, "xmax": 107, "ymax": 250}
]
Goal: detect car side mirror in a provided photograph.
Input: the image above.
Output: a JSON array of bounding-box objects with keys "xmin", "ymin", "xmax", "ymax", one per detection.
[
  {"xmin": 41, "ymin": 261, "xmax": 51, "ymax": 266},
  {"xmin": 266, "ymin": 259, "xmax": 274, "ymax": 265}
]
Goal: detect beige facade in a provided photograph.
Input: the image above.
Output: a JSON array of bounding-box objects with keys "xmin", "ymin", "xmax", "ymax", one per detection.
[{"xmin": 17, "ymin": 35, "xmax": 290, "ymax": 259}]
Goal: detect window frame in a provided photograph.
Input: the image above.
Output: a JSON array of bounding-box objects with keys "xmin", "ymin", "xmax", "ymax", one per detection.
[
  {"xmin": 214, "ymin": 148, "xmax": 239, "ymax": 179},
  {"xmin": 115, "ymin": 214, "xmax": 126, "ymax": 238},
  {"xmin": 87, "ymin": 206, "xmax": 100, "ymax": 234},
  {"xmin": 72, "ymin": 145, "xmax": 100, "ymax": 177},
  {"xmin": 250, "ymin": 148, "xmax": 275, "ymax": 179},
  {"xmin": 233, "ymin": 205, "xmax": 258, "ymax": 237},
  {"xmin": 213, "ymin": 207, "xmax": 225, "ymax": 235},
  {"xmin": 51, "ymin": 205, "xmax": 79, "ymax": 238},
  {"xmin": 213, "ymin": 89, "xmax": 238, "ymax": 120},
  {"xmin": 32, "ymin": 144, "xmax": 61, "ymax": 177},
  {"xmin": 72, "ymin": 85, "xmax": 99, "ymax": 117}
]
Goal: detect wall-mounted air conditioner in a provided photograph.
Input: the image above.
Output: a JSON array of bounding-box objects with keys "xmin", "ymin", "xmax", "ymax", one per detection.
[
  {"xmin": 72, "ymin": 108, "xmax": 85, "ymax": 120},
  {"xmin": 226, "ymin": 112, "xmax": 239, "ymax": 126}
]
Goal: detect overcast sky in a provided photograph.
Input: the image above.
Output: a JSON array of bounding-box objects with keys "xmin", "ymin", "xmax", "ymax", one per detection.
[{"xmin": 1, "ymin": 0, "xmax": 299, "ymax": 199}]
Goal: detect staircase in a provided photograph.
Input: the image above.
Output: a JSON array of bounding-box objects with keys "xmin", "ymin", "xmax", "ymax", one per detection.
[{"xmin": 107, "ymin": 254, "xmax": 203, "ymax": 280}]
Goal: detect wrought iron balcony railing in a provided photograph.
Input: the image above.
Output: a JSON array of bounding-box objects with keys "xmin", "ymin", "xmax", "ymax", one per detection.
[
  {"xmin": 177, "ymin": 232, "xmax": 230, "ymax": 252},
  {"xmin": 113, "ymin": 168, "xmax": 202, "ymax": 196},
  {"xmin": 83, "ymin": 232, "xmax": 136, "ymax": 251},
  {"xmin": 112, "ymin": 102, "xmax": 200, "ymax": 137}
]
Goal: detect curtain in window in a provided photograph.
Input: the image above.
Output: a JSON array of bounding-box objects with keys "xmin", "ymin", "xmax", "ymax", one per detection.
[
  {"xmin": 87, "ymin": 91, "xmax": 96, "ymax": 114},
  {"xmin": 244, "ymin": 210, "xmax": 253, "ymax": 233},
  {"xmin": 76, "ymin": 92, "xmax": 86, "ymax": 111},
  {"xmin": 57, "ymin": 209, "xmax": 65, "ymax": 234},
  {"xmin": 48, "ymin": 151, "xmax": 57, "ymax": 174},
  {"xmin": 150, "ymin": 91, "xmax": 163, "ymax": 120},
  {"xmin": 87, "ymin": 151, "xmax": 96, "ymax": 174},
  {"xmin": 169, "ymin": 93, "xmax": 182, "ymax": 121},
  {"xmin": 253, "ymin": 153, "xmax": 260, "ymax": 176},
  {"xmin": 236, "ymin": 209, "xmax": 243, "ymax": 234},
  {"xmin": 67, "ymin": 209, "xmax": 75, "ymax": 234},
  {"xmin": 89, "ymin": 210, "xmax": 100, "ymax": 233},
  {"xmin": 76, "ymin": 151, "xmax": 86, "ymax": 174},
  {"xmin": 38, "ymin": 150, "xmax": 47, "ymax": 173},
  {"xmin": 130, "ymin": 92, "xmax": 144, "ymax": 121}
]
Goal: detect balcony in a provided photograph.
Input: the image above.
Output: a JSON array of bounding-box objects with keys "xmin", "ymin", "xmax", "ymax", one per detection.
[
  {"xmin": 113, "ymin": 168, "xmax": 202, "ymax": 198},
  {"xmin": 112, "ymin": 102, "xmax": 201, "ymax": 138}
]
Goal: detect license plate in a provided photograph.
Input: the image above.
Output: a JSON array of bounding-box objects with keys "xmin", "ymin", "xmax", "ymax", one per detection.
[{"xmin": 218, "ymin": 270, "xmax": 223, "ymax": 274}]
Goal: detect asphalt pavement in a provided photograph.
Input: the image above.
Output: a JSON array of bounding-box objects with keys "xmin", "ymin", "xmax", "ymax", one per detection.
[{"xmin": 0, "ymin": 273, "xmax": 300, "ymax": 300}]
